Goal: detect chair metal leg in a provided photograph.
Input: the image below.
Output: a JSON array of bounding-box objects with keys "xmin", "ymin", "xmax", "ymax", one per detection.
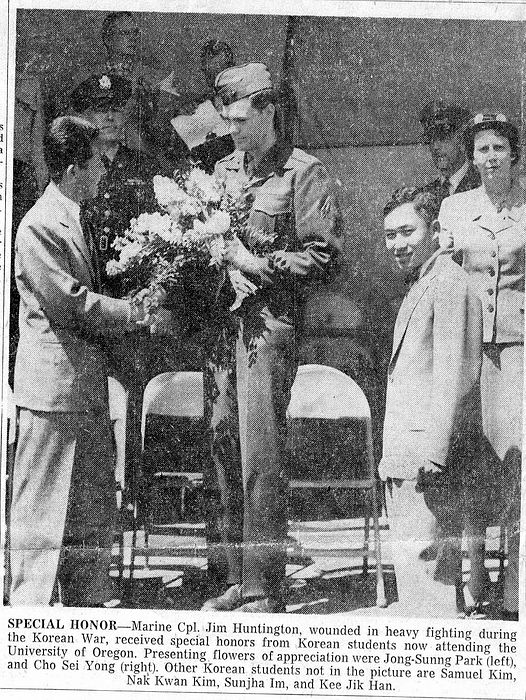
[
  {"xmin": 371, "ymin": 479, "xmax": 386, "ymax": 607},
  {"xmin": 362, "ymin": 505, "xmax": 370, "ymax": 578},
  {"xmin": 497, "ymin": 524, "xmax": 507, "ymax": 587}
]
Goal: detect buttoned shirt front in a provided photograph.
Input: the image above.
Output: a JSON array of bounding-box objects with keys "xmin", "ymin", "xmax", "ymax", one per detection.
[
  {"xmin": 215, "ymin": 143, "xmax": 343, "ymax": 322},
  {"xmin": 81, "ymin": 145, "xmax": 160, "ymax": 295},
  {"xmin": 438, "ymin": 184, "xmax": 526, "ymax": 343}
]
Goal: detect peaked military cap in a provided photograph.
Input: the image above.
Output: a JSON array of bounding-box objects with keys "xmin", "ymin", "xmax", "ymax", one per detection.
[
  {"xmin": 69, "ymin": 73, "xmax": 132, "ymax": 113},
  {"xmin": 419, "ymin": 100, "xmax": 472, "ymax": 140}
]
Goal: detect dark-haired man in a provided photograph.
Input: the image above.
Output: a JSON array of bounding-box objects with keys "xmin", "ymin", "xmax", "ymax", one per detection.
[
  {"xmin": 380, "ymin": 187, "xmax": 482, "ymax": 617},
  {"xmin": 201, "ymin": 63, "xmax": 343, "ymax": 613},
  {"xmin": 70, "ymin": 73, "xmax": 160, "ymax": 296},
  {"xmin": 9, "ymin": 116, "xmax": 163, "ymax": 607},
  {"xmin": 420, "ymin": 100, "xmax": 480, "ymax": 206}
]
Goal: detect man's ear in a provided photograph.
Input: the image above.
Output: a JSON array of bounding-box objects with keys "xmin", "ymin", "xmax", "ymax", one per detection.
[
  {"xmin": 431, "ymin": 219, "xmax": 441, "ymax": 241},
  {"xmin": 264, "ymin": 102, "xmax": 276, "ymax": 121}
]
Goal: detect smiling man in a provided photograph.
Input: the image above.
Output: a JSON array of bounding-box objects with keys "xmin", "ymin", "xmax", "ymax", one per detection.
[{"xmin": 380, "ymin": 186, "xmax": 482, "ymax": 618}]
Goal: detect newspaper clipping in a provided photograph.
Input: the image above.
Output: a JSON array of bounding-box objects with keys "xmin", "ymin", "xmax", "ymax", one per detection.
[{"xmin": 0, "ymin": 1, "xmax": 525, "ymax": 699}]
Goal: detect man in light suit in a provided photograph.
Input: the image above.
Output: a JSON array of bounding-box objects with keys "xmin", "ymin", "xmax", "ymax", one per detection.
[
  {"xmin": 380, "ymin": 187, "xmax": 482, "ymax": 618},
  {"xmin": 9, "ymin": 116, "xmax": 159, "ymax": 607}
]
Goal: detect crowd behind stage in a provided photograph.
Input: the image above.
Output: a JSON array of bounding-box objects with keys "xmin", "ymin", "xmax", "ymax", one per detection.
[{"xmin": 6, "ymin": 10, "xmax": 523, "ymax": 620}]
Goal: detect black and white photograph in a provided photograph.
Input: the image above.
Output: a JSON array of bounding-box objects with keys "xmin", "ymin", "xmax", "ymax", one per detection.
[{"xmin": 1, "ymin": 0, "xmax": 524, "ymax": 639}]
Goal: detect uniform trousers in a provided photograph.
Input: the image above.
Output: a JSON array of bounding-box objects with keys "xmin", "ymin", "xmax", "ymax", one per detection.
[
  {"xmin": 481, "ymin": 343, "xmax": 523, "ymax": 613},
  {"xmin": 205, "ymin": 315, "xmax": 297, "ymax": 599},
  {"xmin": 385, "ymin": 475, "xmax": 463, "ymax": 618},
  {"xmin": 9, "ymin": 408, "xmax": 116, "ymax": 606}
]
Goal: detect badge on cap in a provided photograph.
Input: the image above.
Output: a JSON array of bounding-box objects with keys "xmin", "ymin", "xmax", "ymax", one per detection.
[
  {"xmin": 99, "ymin": 75, "xmax": 112, "ymax": 90},
  {"xmin": 473, "ymin": 113, "xmax": 507, "ymax": 125}
]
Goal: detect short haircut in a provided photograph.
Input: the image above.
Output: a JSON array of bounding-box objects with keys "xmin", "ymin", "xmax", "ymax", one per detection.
[
  {"xmin": 44, "ymin": 116, "xmax": 99, "ymax": 183},
  {"xmin": 250, "ymin": 88, "xmax": 279, "ymax": 111},
  {"xmin": 383, "ymin": 186, "xmax": 440, "ymax": 225},
  {"xmin": 102, "ymin": 11, "xmax": 136, "ymax": 43},
  {"xmin": 201, "ymin": 40, "xmax": 234, "ymax": 66},
  {"xmin": 464, "ymin": 122, "xmax": 521, "ymax": 165}
]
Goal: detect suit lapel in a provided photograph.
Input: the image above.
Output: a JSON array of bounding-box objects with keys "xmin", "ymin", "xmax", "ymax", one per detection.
[
  {"xmin": 44, "ymin": 186, "xmax": 98, "ymax": 287},
  {"xmin": 390, "ymin": 253, "xmax": 441, "ymax": 363}
]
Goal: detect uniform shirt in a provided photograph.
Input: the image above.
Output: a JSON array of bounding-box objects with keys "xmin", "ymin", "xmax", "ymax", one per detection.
[
  {"xmin": 81, "ymin": 144, "xmax": 160, "ymax": 295},
  {"xmin": 438, "ymin": 184, "xmax": 525, "ymax": 343},
  {"xmin": 422, "ymin": 162, "xmax": 481, "ymax": 207},
  {"xmin": 215, "ymin": 142, "xmax": 343, "ymax": 323}
]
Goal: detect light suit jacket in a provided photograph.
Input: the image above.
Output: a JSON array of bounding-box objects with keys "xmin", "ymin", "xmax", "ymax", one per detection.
[
  {"xmin": 438, "ymin": 184, "xmax": 525, "ymax": 343},
  {"xmin": 379, "ymin": 251, "xmax": 482, "ymax": 480},
  {"xmin": 14, "ymin": 183, "xmax": 133, "ymax": 412}
]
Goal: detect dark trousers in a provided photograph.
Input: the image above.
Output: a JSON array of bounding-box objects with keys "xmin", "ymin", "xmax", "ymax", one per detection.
[{"xmin": 205, "ymin": 315, "xmax": 297, "ymax": 599}]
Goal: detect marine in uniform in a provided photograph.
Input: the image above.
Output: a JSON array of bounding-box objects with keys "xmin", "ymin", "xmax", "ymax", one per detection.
[
  {"xmin": 201, "ymin": 63, "xmax": 343, "ymax": 613},
  {"xmin": 419, "ymin": 100, "xmax": 480, "ymax": 205}
]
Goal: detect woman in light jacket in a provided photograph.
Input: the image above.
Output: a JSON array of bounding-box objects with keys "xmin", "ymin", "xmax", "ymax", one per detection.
[{"xmin": 438, "ymin": 112, "xmax": 524, "ymax": 620}]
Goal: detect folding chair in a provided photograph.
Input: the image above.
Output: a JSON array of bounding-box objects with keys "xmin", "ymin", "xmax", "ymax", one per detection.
[
  {"xmin": 131, "ymin": 371, "xmax": 206, "ymax": 575},
  {"xmin": 287, "ymin": 363, "xmax": 386, "ymax": 607}
]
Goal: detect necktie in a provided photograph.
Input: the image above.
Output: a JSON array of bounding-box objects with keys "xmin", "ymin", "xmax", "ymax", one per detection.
[{"xmin": 439, "ymin": 177, "xmax": 450, "ymax": 200}]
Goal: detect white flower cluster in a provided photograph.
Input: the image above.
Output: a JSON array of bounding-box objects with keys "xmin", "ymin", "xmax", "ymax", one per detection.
[
  {"xmin": 153, "ymin": 175, "xmax": 202, "ymax": 218},
  {"xmin": 185, "ymin": 167, "xmax": 223, "ymax": 204}
]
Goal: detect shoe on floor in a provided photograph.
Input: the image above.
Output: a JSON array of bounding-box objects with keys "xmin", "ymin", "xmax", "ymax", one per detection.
[
  {"xmin": 236, "ymin": 597, "xmax": 286, "ymax": 613},
  {"xmin": 201, "ymin": 584, "xmax": 242, "ymax": 611}
]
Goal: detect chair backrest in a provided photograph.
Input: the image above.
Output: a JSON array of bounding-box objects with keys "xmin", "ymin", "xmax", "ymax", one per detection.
[
  {"xmin": 287, "ymin": 364, "xmax": 371, "ymax": 420},
  {"xmin": 141, "ymin": 372, "xmax": 204, "ymax": 448}
]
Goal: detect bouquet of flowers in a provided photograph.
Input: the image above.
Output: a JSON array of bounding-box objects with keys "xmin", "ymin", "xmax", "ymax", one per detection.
[{"xmin": 106, "ymin": 167, "xmax": 273, "ymax": 330}]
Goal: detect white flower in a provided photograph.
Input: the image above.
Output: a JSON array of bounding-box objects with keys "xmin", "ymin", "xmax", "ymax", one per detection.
[
  {"xmin": 157, "ymin": 224, "xmax": 183, "ymax": 245},
  {"xmin": 205, "ymin": 210, "xmax": 231, "ymax": 236},
  {"xmin": 105, "ymin": 259, "xmax": 122, "ymax": 276},
  {"xmin": 186, "ymin": 167, "xmax": 223, "ymax": 203},
  {"xmin": 118, "ymin": 240, "xmax": 143, "ymax": 267},
  {"xmin": 99, "ymin": 75, "xmax": 112, "ymax": 89},
  {"xmin": 130, "ymin": 212, "xmax": 173, "ymax": 241},
  {"xmin": 208, "ymin": 234, "xmax": 225, "ymax": 266},
  {"xmin": 153, "ymin": 175, "xmax": 186, "ymax": 208}
]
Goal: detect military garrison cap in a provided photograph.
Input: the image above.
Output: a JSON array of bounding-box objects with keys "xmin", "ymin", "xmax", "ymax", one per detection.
[
  {"xmin": 215, "ymin": 63, "xmax": 273, "ymax": 106},
  {"xmin": 69, "ymin": 73, "xmax": 132, "ymax": 113},
  {"xmin": 419, "ymin": 100, "xmax": 472, "ymax": 140}
]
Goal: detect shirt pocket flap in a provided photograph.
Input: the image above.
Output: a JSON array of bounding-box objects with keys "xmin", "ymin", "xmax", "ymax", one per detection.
[{"xmin": 253, "ymin": 191, "xmax": 292, "ymax": 216}]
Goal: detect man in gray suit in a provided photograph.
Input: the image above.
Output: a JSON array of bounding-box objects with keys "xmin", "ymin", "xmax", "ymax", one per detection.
[
  {"xmin": 380, "ymin": 187, "xmax": 482, "ymax": 617},
  {"xmin": 9, "ymin": 116, "xmax": 161, "ymax": 606}
]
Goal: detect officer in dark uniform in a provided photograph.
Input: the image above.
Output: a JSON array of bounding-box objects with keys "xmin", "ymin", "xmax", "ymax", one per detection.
[
  {"xmin": 69, "ymin": 73, "xmax": 160, "ymax": 297},
  {"xmin": 69, "ymin": 74, "xmax": 177, "ymax": 517},
  {"xmin": 420, "ymin": 100, "xmax": 480, "ymax": 205}
]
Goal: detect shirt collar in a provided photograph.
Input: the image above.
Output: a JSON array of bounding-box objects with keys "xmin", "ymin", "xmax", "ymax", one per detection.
[
  {"xmin": 447, "ymin": 161, "xmax": 469, "ymax": 194},
  {"xmin": 48, "ymin": 181, "xmax": 81, "ymax": 224},
  {"xmin": 243, "ymin": 140, "xmax": 293, "ymax": 181}
]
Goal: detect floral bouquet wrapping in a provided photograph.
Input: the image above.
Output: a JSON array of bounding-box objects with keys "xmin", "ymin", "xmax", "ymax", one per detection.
[{"xmin": 106, "ymin": 167, "xmax": 265, "ymax": 332}]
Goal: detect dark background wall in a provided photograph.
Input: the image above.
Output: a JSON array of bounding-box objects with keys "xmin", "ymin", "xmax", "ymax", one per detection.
[{"xmin": 13, "ymin": 10, "xmax": 524, "ymax": 369}]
